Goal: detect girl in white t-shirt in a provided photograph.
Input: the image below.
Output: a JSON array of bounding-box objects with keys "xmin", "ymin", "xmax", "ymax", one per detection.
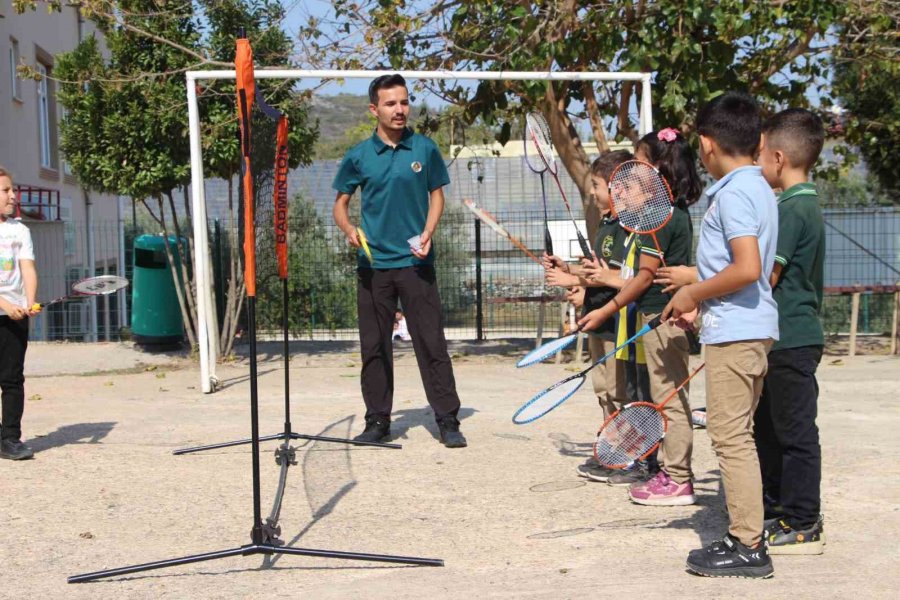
[{"xmin": 0, "ymin": 167, "xmax": 39, "ymax": 460}]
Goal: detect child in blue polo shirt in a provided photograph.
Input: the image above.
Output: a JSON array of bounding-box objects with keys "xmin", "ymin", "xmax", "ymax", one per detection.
[{"xmin": 663, "ymin": 92, "xmax": 779, "ymax": 578}]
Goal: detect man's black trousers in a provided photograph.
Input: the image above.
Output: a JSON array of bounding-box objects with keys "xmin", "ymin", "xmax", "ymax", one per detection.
[
  {"xmin": 356, "ymin": 266, "xmax": 460, "ymax": 421},
  {"xmin": 755, "ymin": 345, "xmax": 823, "ymax": 529}
]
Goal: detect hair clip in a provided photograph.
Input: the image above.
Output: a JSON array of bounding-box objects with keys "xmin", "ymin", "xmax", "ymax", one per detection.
[{"xmin": 657, "ymin": 128, "xmax": 679, "ymax": 142}]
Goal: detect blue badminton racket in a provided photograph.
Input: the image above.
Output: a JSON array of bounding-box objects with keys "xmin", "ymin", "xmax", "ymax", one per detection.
[
  {"xmin": 512, "ymin": 315, "xmax": 662, "ymax": 424},
  {"xmin": 517, "ymin": 328, "xmax": 584, "ymax": 368}
]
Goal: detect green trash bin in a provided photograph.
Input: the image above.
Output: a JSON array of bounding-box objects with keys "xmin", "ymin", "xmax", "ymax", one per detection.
[{"xmin": 132, "ymin": 235, "xmax": 185, "ymax": 345}]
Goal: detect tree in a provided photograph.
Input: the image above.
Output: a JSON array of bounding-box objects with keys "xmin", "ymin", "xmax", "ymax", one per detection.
[
  {"xmin": 832, "ymin": 1, "xmax": 900, "ymax": 199},
  {"xmin": 301, "ymin": 1, "xmax": 848, "ymax": 232},
  {"xmin": 50, "ymin": 0, "xmax": 319, "ymax": 356}
]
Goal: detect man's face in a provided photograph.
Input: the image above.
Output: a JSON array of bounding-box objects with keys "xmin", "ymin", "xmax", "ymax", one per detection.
[
  {"xmin": 0, "ymin": 176, "xmax": 16, "ymax": 218},
  {"xmin": 369, "ymin": 85, "xmax": 410, "ymax": 132}
]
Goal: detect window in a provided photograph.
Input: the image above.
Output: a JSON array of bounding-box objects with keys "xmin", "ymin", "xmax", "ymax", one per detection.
[
  {"xmin": 60, "ymin": 197, "xmax": 75, "ymax": 256},
  {"xmin": 37, "ymin": 63, "xmax": 52, "ymax": 167},
  {"xmin": 8, "ymin": 38, "xmax": 21, "ymax": 101}
]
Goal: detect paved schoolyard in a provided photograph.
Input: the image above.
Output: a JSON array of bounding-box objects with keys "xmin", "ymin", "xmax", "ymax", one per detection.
[{"xmin": 4, "ymin": 340, "xmax": 899, "ymax": 599}]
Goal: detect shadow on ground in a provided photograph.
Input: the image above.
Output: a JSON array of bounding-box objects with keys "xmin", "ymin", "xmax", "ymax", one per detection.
[{"xmin": 29, "ymin": 421, "xmax": 117, "ymax": 453}]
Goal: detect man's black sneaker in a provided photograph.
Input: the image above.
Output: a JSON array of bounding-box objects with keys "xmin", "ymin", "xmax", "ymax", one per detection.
[
  {"xmin": 436, "ymin": 416, "xmax": 467, "ymax": 448},
  {"xmin": 763, "ymin": 515, "xmax": 825, "ymax": 555},
  {"xmin": 0, "ymin": 438, "xmax": 34, "ymax": 460},
  {"xmin": 575, "ymin": 459, "xmax": 617, "ymax": 482},
  {"xmin": 686, "ymin": 534, "xmax": 774, "ymax": 579},
  {"xmin": 353, "ymin": 418, "xmax": 391, "ymax": 443}
]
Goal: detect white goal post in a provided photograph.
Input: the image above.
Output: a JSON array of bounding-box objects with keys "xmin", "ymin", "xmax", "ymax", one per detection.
[{"xmin": 186, "ymin": 69, "xmax": 654, "ymax": 393}]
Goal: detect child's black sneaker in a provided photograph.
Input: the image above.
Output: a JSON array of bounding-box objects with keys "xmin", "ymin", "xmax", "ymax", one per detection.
[
  {"xmin": 763, "ymin": 515, "xmax": 825, "ymax": 555},
  {"xmin": 686, "ymin": 534, "xmax": 774, "ymax": 579},
  {"xmin": 575, "ymin": 459, "xmax": 617, "ymax": 482}
]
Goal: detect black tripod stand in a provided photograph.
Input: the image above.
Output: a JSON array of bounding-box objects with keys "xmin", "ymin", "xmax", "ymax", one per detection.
[
  {"xmin": 171, "ymin": 91, "xmax": 399, "ymax": 545},
  {"xmin": 69, "ymin": 296, "xmax": 442, "ymax": 583}
]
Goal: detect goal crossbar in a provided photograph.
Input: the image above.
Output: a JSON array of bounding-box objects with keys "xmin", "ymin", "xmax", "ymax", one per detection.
[{"xmin": 186, "ymin": 69, "xmax": 654, "ymax": 393}]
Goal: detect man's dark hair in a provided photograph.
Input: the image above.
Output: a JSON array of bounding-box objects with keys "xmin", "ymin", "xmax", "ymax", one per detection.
[
  {"xmin": 591, "ymin": 149, "xmax": 633, "ymax": 181},
  {"xmin": 762, "ymin": 108, "xmax": 825, "ymax": 172},
  {"xmin": 368, "ymin": 74, "xmax": 407, "ymax": 104},
  {"xmin": 696, "ymin": 91, "xmax": 762, "ymax": 157}
]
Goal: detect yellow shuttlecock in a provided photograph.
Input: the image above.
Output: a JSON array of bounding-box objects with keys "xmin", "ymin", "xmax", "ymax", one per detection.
[{"xmin": 357, "ymin": 227, "xmax": 373, "ymax": 264}]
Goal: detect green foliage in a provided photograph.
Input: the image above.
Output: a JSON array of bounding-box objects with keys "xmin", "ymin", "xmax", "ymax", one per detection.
[
  {"xmin": 53, "ymin": 1, "xmax": 318, "ymax": 199},
  {"xmin": 254, "ymin": 194, "xmax": 357, "ymax": 333},
  {"xmin": 815, "ymin": 171, "xmax": 895, "ymax": 208},
  {"xmin": 198, "ymin": 0, "xmax": 318, "ymax": 180},
  {"xmin": 55, "ymin": 5, "xmax": 199, "ymax": 199},
  {"xmin": 305, "ymin": 1, "xmax": 846, "ymax": 138},
  {"xmin": 832, "ymin": 2, "xmax": 900, "ymax": 199}
]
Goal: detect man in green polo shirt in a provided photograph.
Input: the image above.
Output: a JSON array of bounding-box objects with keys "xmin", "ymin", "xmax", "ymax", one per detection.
[
  {"xmin": 755, "ymin": 108, "xmax": 827, "ymax": 555},
  {"xmin": 332, "ymin": 74, "xmax": 466, "ymax": 448}
]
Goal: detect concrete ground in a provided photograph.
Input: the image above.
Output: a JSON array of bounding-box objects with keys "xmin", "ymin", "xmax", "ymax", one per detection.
[{"xmin": 3, "ymin": 340, "xmax": 899, "ymax": 599}]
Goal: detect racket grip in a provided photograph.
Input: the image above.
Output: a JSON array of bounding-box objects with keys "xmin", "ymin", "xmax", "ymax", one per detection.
[
  {"xmin": 544, "ymin": 228, "xmax": 553, "ymax": 255},
  {"xmin": 576, "ymin": 233, "xmax": 592, "ymax": 259},
  {"xmin": 647, "ymin": 314, "xmax": 662, "ymax": 329},
  {"xmin": 31, "ymin": 303, "xmax": 42, "ymax": 312}
]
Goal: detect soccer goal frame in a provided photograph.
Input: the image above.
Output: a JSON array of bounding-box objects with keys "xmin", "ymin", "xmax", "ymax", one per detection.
[{"xmin": 186, "ymin": 69, "xmax": 654, "ymax": 393}]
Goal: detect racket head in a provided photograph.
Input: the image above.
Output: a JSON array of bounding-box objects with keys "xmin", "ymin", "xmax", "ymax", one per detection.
[
  {"xmin": 609, "ymin": 160, "xmax": 674, "ymax": 234},
  {"xmin": 71, "ymin": 275, "xmax": 130, "ymax": 296},
  {"xmin": 593, "ymin": 402, "xmax": 666, "ymax": 468},
  {"xmin": 516, "ymin": 332, "xmax": 578, "ymax": 368},
  {"xmin": 356, "ymin": 227, "xmax": 374, "ymax": 264},
  {"xmin": 462, "ymin": 199, "xmax": 509, "ymax": 238},
  {"xmin": 512, "ymin": 375, "xmax": 585, "ymax": 424},
  {"xmin": 524, "ymin": 112, "xmax": 557, "ymax": 175},
  {"xmin": 523, "ymin": 117, "xmax": 547, "ymax": 174}
]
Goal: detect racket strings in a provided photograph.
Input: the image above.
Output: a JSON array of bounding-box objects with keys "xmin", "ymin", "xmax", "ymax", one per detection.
[
  {"xmin": 610, "ymin": 162, "xmax": 673, "ymax": 234},
  {"xmin": 525, "ymin": 113, "xmax": 556, "ymax": 174},
  {"xmin": 517, "ymin": 333, "xmax": 578, "ymax": 367},
  {"xmin": 595, "ymin": 405, "xmax": 664, "ymax": 466},
  {"xmin": 513, "ymin": 376, "xmax": 585, "ymax": 424}
]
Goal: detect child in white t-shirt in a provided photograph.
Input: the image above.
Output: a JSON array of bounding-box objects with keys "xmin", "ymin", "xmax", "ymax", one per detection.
[{"xmin": 0, "ymin": 167, "xmax": 39, "ymax": 460}]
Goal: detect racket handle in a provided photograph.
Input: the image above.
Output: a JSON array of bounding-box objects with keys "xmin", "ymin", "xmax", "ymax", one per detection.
[
  {"xmin": 544, "ymin": 228, "xmax": 554, "ymax": 255},
  {"xmin": 647, "ymin": 314, "xmax": 662, "ymax": 330},
  {"xmin": 31, "ymin": 303, "xmax": 42, "ymax": 312},
  {"xmin": 576, "ymin": 232, "xmax": 592, "ymax": 259}
]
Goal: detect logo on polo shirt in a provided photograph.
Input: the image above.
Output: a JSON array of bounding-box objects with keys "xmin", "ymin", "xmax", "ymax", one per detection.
[{"xmin": 411, "ymin": 161, "xmax": 422, "ymax": 173}]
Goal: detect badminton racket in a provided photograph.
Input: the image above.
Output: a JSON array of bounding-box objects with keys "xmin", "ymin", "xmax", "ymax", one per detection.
[
  {"xmin": 32, "ymin": 275, "xmax": 129, "ymax": 311},
  {"xmin": 608, "ymin": 160, "xmax": 674, "ymax": 267},
  {"xmin": 525, "ymin": 112, "xmax": 592, "ymax": 258},
  {"xmin": 524, "ymin": 114, "xmax": 553, "ymax": 256},
  {"xmin": 608, "ymin": 159, "xmax": 700, "ymax": 346},
  {"xmin": 512, "ymin": 315, "xmax": 662, "ymax": 423},
  {"xmin": 357, "ymin": 227, "xmax": 374, "ymax": 265},
  {"xmin": 593, "ymin": 363, "xmax": 705, "ymax": 468},
  {"xmin": 462, "ymin": 199, "xmax": 541, "ymax": 265}
]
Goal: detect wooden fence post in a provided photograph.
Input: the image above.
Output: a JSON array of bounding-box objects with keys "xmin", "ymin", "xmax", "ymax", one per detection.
[
  {"xmin": 891, "ymin": 287, "xmax": 899, "ymax": 356},
  {"xmin": 849, "ymin": 291, "xmax": 860, "ymax": 357}
]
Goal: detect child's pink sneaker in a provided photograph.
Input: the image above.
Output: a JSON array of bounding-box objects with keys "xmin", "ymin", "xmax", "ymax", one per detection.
[{"xmin": 629, "ymin": 470, "xmax": 696, "ymax": 506}]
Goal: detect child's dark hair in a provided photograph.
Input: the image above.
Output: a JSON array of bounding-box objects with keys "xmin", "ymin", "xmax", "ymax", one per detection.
[
  {"xmin": 762, "ymin": 108, "xmax": 825, "ymax": 172},
  {"xmin": 635, "ymin": 130, "xmax": 702, "ymax": 209},
  {"xmin": 591, "ymin": 149, "xmax": 633, "ymax": 182},
  {"xmin": 368, "ymin": 74, "xmax": 407, "ymax": 104},
  {"xmin": 696, "ymin": 92, "xmax": 761, "ymax": 157}
]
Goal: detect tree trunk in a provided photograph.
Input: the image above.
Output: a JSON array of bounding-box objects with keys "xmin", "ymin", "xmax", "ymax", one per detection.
[
  {"xmin": 157, "ymin": 196, "xmax": 198, "ymax": 347},
  {"xmin": 544, "ymin": 84, "xmax": 600, "ymax": 239}
]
